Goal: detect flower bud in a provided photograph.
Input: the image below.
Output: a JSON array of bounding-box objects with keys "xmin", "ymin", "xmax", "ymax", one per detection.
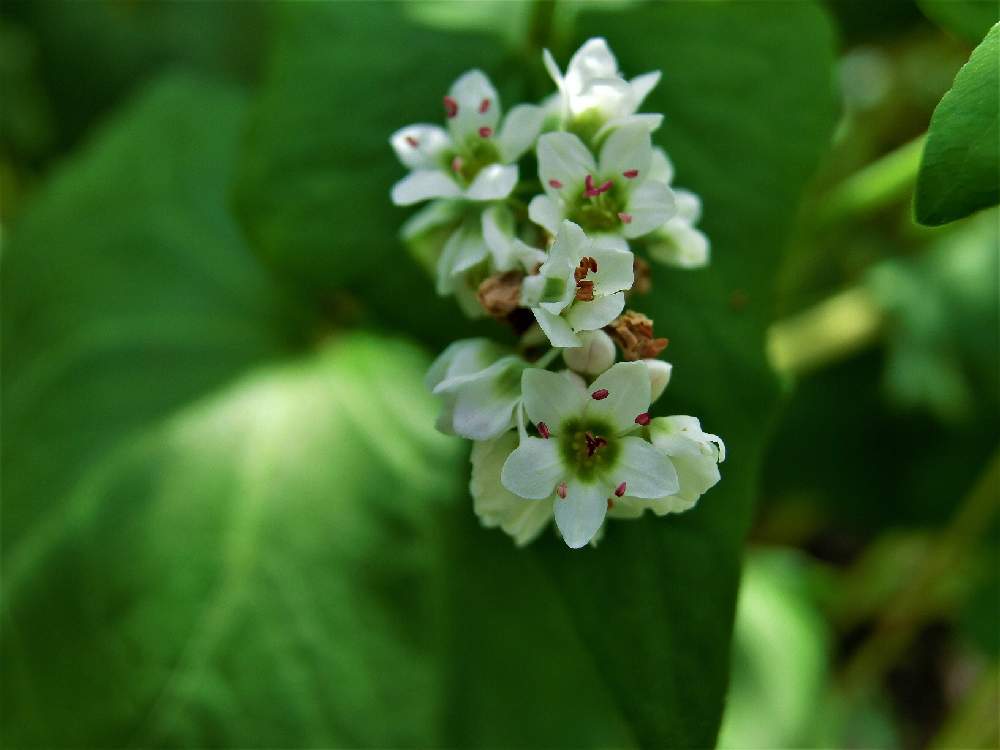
[
  {"xmin": 562, "ymin": 330, "xmax": 616, "ymax": 375},
  {"xmin": 643, "ymin": 359, "xmax": 672, "ymax": 402}
]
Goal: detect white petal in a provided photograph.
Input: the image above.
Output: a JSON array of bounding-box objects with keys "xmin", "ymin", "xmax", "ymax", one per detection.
[
  {"xmin": 447, "ymin": 69, "xmax": 501, "ymax": 142},
  {"xmin": 391, "ymin": 170, "xmax": 461, "ymax": 206},
  {"xmin": 481, "ymin": 204, "xmax": 517, "ymax": 270},
  {"xmin": 465, "ymin": 163, "xmax": 518, "ymax": 201},
  {"xmin": 611, "ymin": 436, "xmax": 679, "ymax": 498},
  {"xmin": 550, "ymin": 219, "xmax": 590, "ymax": 266},
  {"xmin": 648, "ymin": 223, "xmax": 710, "ymax": 268},
  {"xmin": 532, "ymin": 306, "xmax": 582, "ymax": 347},
  {"xmin": 390, "ymin": 124, "xmax": 452, "ymax": 169},
  {"xmin": 565, "ymin": 38, "xmax": 619, "ymax": 95},
  {"xmin": 471, "ymin": 433, "xmax": 553, "ymax": 546},
  {"xmin": 521, "ymin": 366, "xmax": 586, "ymax": 430},
  {"xmin": 598, "ymin": 123, "xmax": 652, "ymax": 181},
  {"xmin": 401, "ymin": 199, "xmax": 463, "ymax": 242},
  {"xmin": 450, "ymin": 359, "xmax": 524, "ymax": 440},
  {"xmin": 543, "ymin": 48, "xmax": 565, "ymax": 90},
  {"xmin": 674, "ymin": 188, "xmax": 702, "ymax": 222},
  {"xmin": 501, "ymin": 436, "xmax": 564, "ymax": 499},
  {"xmin": 573, "ymin": 77, "xmax": 632, "ymax": 119},
  {"xmin": 554, "ymin": 478, "xmax": 608, "ymax": 549},
  {"xmin": 498, "ymin": 104, "xmax": 545, "ymax": 163},
  {"xmin": 595, "ymin": 113, "xmax": 664, "ymax": 141},
  {"xmin": 426, "ymin": 337, "xmax": 501, "ymax": 390},
  {"xmin": 528, "ymin": 194, "xmax": 563, "ymax": 235},
  {"xmin": 511, "ymin": 239, "xmax": 547, "ymax": 272},
  {"xmin": 436, "ymin": 220, "xmax": 487, "ymax": 294},
  {"xmin": 562, "ymin": 330, "xmax": 616, "ymax": 376},
  {"xmin": 584, "ymin": 360, "xmax": 651, "ymax": 433},
  {"xmin": 537, "ymin": 132, "xmax": 595, "ymax": 201},
  {"xmin": 624, "ymin": 179, "xmax": 676, "ymax": 238},
  {"xmin": 565, "ymin": 291, "xmax": 625, "ymax": 332},
  {"xmin": 589, "ymin": 245, "xmax": 634, "ymax": 295},
  {"xmin": 629, "ymin": 71, "xmax": 661, "ymax": 108},
  {"xmin": 642, "ymin": 359, "xmax": 672, "ymax": 402},
  {"xmin": 649, "ymin": 148, "xmax": 675, "ymax": 184}
]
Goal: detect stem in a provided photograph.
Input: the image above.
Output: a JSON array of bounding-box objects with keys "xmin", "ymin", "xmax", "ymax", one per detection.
[{"xmin": 536, "ymin": 347, "xmax": 561, "ymax": 369}]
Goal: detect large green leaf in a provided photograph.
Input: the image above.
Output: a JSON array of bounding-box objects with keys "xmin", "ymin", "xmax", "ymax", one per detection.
[{"xmin": 915, "ymin": 23, "xmax": 1000, "ymax": 226}]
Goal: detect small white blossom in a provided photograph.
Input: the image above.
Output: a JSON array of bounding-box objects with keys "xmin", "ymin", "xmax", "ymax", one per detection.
[
  {"xmin": 610, "ymin": 415, "xmax": 725, "ymax": 518},
  {"xmin": 642, "ymin": 358, "xmax": 673, "ymax": 402},
  {"xmin": 500, "ymin": 362, "xmax": 679, "ymax": 548},
  {"xmin": 391, "ymin": 70, "xmax": 544, "ymax": 206},
  {"xmin": 543, "ymin": 37, "xmax": 663, "ymax": 139},
  {"xmin": 529, "ymin": 124, "xmax": 676, "ymax": 241},
  {"xmin": 563, "ymin": 329, "xmax": 617, "ymax": 376},
  {"xmin": 644, "ymin": 149, "xmax": 710, "ymax": 268},
  {"xmin": 520, "ymin": 220, "xmax": 634, "ymax": 347},
  {"xmin": 426, "ymin": 339, "xmax": 528, "ymax": 440}
]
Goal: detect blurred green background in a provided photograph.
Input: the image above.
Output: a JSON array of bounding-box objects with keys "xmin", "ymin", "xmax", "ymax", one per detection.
[{"xmin": 1, "ymin": 1, "xmax": 997, "ymax": 748}]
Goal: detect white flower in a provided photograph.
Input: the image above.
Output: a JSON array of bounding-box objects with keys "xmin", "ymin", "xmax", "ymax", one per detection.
[
  {"xmin": 500, "ymin": 362, "xmax": 679, "ymax": 548},
  {"xmin": 543, "ymin": 37, "xmax": 663, "ymax": 139},
  {"xmin": 563, "ymin": 329, "xmax": 617, "ymax": 375},
  {"xmin": 391, "ymin": 70, "xmax": 545, "ymax": 206},
  {"xmin": 520, "ymin": 220, "xmax": 634, "ymax": 347},
  {"xmin": 610, "ymin": 415, "xmax": 725, "ymax": 519},
  {"xmin": 426, "ymin": 338, "xmax": 528, "ymax": 440},
  {"xmin": 470, "ymin": 431, "xmax": 553, "ymax": 546},
  {"xmin": 529, "ymin": 125, "xmax": 676, "ymax": 241},
  {"xmin": 644, "ymin": 149, "xmax": 710, "ymax": 268},
  {"xmin": 642, "ymin": 358, "xmax": 673, "ymax": 402}
]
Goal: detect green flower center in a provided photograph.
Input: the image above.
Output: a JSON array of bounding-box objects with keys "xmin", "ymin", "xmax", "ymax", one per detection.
[
  {"xmin": 443, "ymin": 138, "xmax": 501, "ymax": 186},
  {"xmin": 559, "ymin": 416, "xmax": 619, "ymax": 481},
  {"xmin": 566, "ymin": 181, "xmax": 627, "ymax": 233}
]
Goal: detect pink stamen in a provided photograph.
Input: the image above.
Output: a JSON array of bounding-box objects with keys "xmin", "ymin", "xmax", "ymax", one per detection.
[
  {"xmin": 623, "ymin": 169, "xmax": 639, "ymax": 178},
  {"xmin": 451, "ymin": 155, "xmax": 464, "ymax": 173},
  {"xmin": 635, "ymin": 412, "xmax": 650, "ymax": 426},
  {"xmin": 538, "ymin": 422, "xmax": 551, "ymax": 439},
  {"xmin": 584, "ymin": 174, "xmax": 614, "ymax": 197},
  {"xmin": 405, "ymin": 135, "xmax": 419, "ymax": 148},
  {"xmin": 592, "ymin": 388, "xmax": 609, "ymax": 400},
  {"xmin": 598, "ymin": 179, "xmax": 613, "ymax": 193},
  {"xmin": 479, "ymin": 98, "xmax": 491, "ymax": 113},
  {"xmin": 548, "ymin": 178, "xmax": 563, "ymax": 189},
  {"xmin": 443, "ymin": 96, "xmax": 458, "ymax": 118},
  {"xmin": 556, "ymin": 482, "xmax": 568, "ymax": 499},
  {"xmin": 478, "ymin": 126, "xmax": 493, "ymax": 138},
  {"xmin": 614, "ymin": 482, "xmax": 627, "ymax": 497},
  {"xmin": 618, "ymin": 212, "xmax": 633, "ymax": 224}
]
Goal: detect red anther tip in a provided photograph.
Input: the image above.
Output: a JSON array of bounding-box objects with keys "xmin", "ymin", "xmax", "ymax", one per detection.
[
  {"xmin": 479, "ymin": 98, "xmax": 491, "ymax": 113},
  {"xmin": 405, "ymin": 135, "xmax": 419, "ymax": 148},
  {"xmin": 592, "ymin": 388, "xmax": 609, "ymax": 400},
  {"xmin": 614, "ymin": 482, "xmax": 627, "ymax": 497},
  {"xmin": 635, "ymin": 412, "xmax": 651, "ymax": 426},
  {"xmin": 618, "ymin": 212, "xmax": 633, "ymax": 224},
  {"xmin": 585, "ymin": 174, "xmax": 595, "ymax": 191},
  {"xmin": 598, "ymin": 179, "xmax": 613, "ymax": 193},
  {"xmin": 478, "ymin": 126, "xmax": 493, "ymax": 138},
  {"xmin": 443, "ymin": 96, "xmax": 458, "ymax": 118},
  {"xmin": 556, "ymin": 482, "xmax": 568, "ymax": 499},
  {"xmin": 451, "ymin": 156, "xmax": 464, "ymax": 173},
  {"xmin": 548, "ymin": 178, "xmax": 563, "ymax": 189},
  {"xmin": 623, "ymin": 169, "xmax": 639, "ymax": 178},
  {"xmin": 538, "ymin": 422, "xmax": 551, "ymax": 439}
]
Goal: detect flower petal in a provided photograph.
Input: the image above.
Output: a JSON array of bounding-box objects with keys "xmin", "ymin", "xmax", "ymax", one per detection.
[
  {"xmin": 528, "ymin": 194, "xmax": 563, "ymax": 235},
  {"xmin": 450, "ymin": 358, "xmax": 525, "ymax": 440},
  {"xmin": 565, "ymin": 38, "xmax": 619, "ymax": 95},
  {"xmin": 573, "ymin": 77, "xmax": 633, "ymax": 119},
  {"xmin": 629, "ymin": 71, "xmax": 661, "ymax": 108},
  {"xmin": 648, "ymin": 223, "xmax": 710, "ymax": 269},
  {"xmin": 501, "ymin": 436, "xmax": 564, "ymax": 499},
  {"xmin": 674, "ymin": 188, "xmax": 702, "ymax": 222},
  {"xmin": 648, "ymin": 147, "xmax": 675, "ymax": 184},
  {"xmin": 610, "ymin": 436, "xmax": 679, "ymax": 498},
  {"xmin": 426, "ymin": 337, "xmax": 501, "ymax": 390},
  {"xmin": 390, "ymin": 124, "xmax": 452, "ymax": 169},
  {"xmin": 436, "ymin": 220, "xmax": 487, "ymax": 294},
  {"xmin": 391, "ymin": 170, "xmax": 461, "ymax": 206},
  {"xmin": 521, "ymin": 366, "xmax": 587, "ymax": 430},
  {"xmin": 497, "ymin": 104, "xmax": 546, "ymax": 162},
  {"xmin": 589, "ymin": 244, "xmax": 635, "ymax": 295},
  {"xmin": 598, "ymin": 123, "xmax": 652, "ymax": 182},
  {"xmin": 565, "ymin": 291, "xmax": 625, "ymax": 332},
  {"xmin": 584, "ymin": 360, "xmax": 651, "ymax": 433},
  {"xmin": 481, "ymin": 204, "xmax": 517, "ymax": 270},
  {"xmin": 537, "ymin": 132, "xmax": 595, "ymax": 201},
  {"xmin": 447, "ymin": 69, "xmax": 501, "ymax": 142},
  {"xmin": 532, "ymin": 306, "xmax": 581, "ymax": 347},
  {"xmin": 595, "ymin": 113, "xmax": 664, "ymax": 141},
  {"xmin": 401, "ymin": 199, "xmax": 463, "ymax": 242},
  {"xmin": 465, "ymin": 163, "xmax": 518, "ymax": 201},
  {"xmin": 554, "ymin": 478, "xmax": 608, "ymax": 549},
  {"xmin": 623, "ymin": 179, "xmax": 676, "ymax": 238}
]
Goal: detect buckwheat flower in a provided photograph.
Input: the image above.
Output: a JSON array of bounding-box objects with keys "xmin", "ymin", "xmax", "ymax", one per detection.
[
  {"xmin": 529, "ymin": 125, "xmax": 676, "ymax": 241},
  {"xmin": 520, "ymin": 220, "xmax": 634, "ymax": 347},
  {"xmin": 610, "ymin": 415, "xmax": 725, "ymax": 519},
  {"xmin": 644, "ymin": 149, "xmax": 710, "ymax": 268},
  {"xmin": 500, "ymin": 361, "xmax": 679, "ymax": 548},
  {"xmin": 563, "ymin": 329, "xmax": 617, "ymax": 375},
  {"xmin": 426, "ymin": 338, "xmax": 529, "ymax": 440},
  {"xmin": 391, "ymin": 70, "xmax": 544, "ymax": 206},
  {"xmin": 543, "ymin": 37, "xmax": 663, "ymax": 140}
]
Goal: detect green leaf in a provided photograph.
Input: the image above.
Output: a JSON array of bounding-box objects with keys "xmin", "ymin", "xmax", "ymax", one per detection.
[
  {"xmin": 0, "ymin": 73, "xmax": 464, "ymax": 746},
  {"xmin": 442, "ymin": 3, "xmax": 839, "ymax": 747},
  {"xmin": 915, "ymin": 23, "xmax": 1000, "ymax": 226},
  {"xmin": 918, "ymin": 0, "xmax": 999, "ymax": 45},
  {"xmin": 234, "ymin": 3, "xmax": 513, "ymax": 348}
]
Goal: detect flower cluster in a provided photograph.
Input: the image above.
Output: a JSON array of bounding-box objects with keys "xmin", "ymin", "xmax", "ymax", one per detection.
[{"xmin": 391, "ymin": 39, "xmax": 723, "ymax": 548}]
